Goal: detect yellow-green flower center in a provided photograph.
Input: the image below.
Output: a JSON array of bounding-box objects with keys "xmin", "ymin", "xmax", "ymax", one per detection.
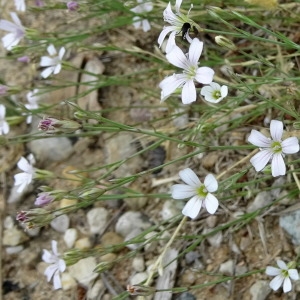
[
  {"xmin": 271, "ymin": 141, "xmax": 282, "ymax": 153},
  {"xmin": 196, "ymin": 185, "xmax": 208, "ymax": 197},
  {"xmin": 213, "ymin": 90, "xmax": 221, "ymax": 99}
]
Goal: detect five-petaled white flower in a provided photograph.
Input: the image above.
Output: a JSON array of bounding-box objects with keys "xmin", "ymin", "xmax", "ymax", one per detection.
[
  {"xmin": 130, "ymin": 0, "xmax": 153, "ymax": 32},
  {"xmin": 158, "ymin": 0, "xmax": 196, "ymax": 53},
  {"xmin": 25, "ymin": 89, "xmax": 39, "ymax": 124},
  {"xmin": 14, "ymin": 0, "xmax": 26, "ymax": 12},
  {"xmin": 159, "ymin": 38, "xmax": 214, "ymax": 104},
  {"xmin": 171, "ymin": 168, "xmax": 219, "ymax": 219},
  {"xmin": 266, "ymin": 260, "xmax": 299, "ymax": 293},
  {"xmin": 40, "ymin": 44, "xmax": 65, "ymax": 78},
  {"xmin": 201, "ymin": 82, "xmax": 228, "ymax": 103},
  {"xmin": 0, "ymin": 12, "xmax": 25, "ymax": 50},
  {"xmin": 0, "ymin": 104, "xmax": 9, "ymax": 135},
  {"xmin": 42, "ymin": 240, "xmax": 66, "ymax": 290},
  {"xmin": 14, "ymin": 154, "xmax": 35, "ymax": 193},
  {"xmin": 248, "ymin": 120, "xmax": 299, "ymax": 177}
]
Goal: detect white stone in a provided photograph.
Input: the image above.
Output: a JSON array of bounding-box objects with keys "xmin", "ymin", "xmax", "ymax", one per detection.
[
  {"xmin": 69, "ymin": 257, "xmax": 98, "ymax": 287},
  {"xmin": 87, "ymin": 207, "xmax": 108, "ymax": 234},
  {"xmin": 61, "ymin": 272, "xmax": 77, "ymax": 291},
  {"xmin": 132, "ymin": 256, "xmax": 145, "ymax": 272},
  {"xmin": 3, "ymin": 227, "xmax": 28, "ymax": 246},
  {"xmin": 4, "ymin": 216, "xmax": 14, "ymax": 229},
  {"xmin": 130, "ymin": 272, "xmax": 148, "ymax": 285},
  {"xmin": 6, "ymin": 245, "xmax": 24, "ymax": 254},
  {"xmin": 219, "ymin": 260, "xmax": 234, "ymax": 275},
  {"xmin": 160, "ymin": 200, "xmax": 180, "ymax": 221},
  {"xmin": 74, "ymin": 237, "xmax": 92, "ymax": 250},
  {"xmin": 87, "ymin": 280, "xmax": 105, "ymax": 300},
  {"xmin": 64, "ymin": 228, "xmax": 78, "ymax": 248},
  {"xmin": 50, "ymin": 214, "xmax": 70, "ymax": 233},
  {"xmin": 250, "ymin": 280, "xmax": 271, "ymax": 300}
]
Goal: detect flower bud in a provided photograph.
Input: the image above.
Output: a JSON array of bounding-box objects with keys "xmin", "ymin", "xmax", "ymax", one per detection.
[
  {"xmin": 38, "ymin": 117, "xmax": 81, "ymax": 134},
  {"xmin": 127, "ymin": 284, "xmax": 156, "ymax": 296},
  {"xmin": 67, "ymin": 1, "xmax": 79, "ymax": 11},
  {"xmin": 16, "ymin": 208, "xmax": 54, "ymax": 228},
  {"xmin": 215, "ymin": 36, "xmax": 237, "ymax": 51},
  {"xmin": 34, "ymin": 192, "xmax": 55, "ymax": 206}
]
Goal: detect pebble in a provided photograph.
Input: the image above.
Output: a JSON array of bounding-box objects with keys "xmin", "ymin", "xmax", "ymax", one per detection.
[
  {"xmin": 64, "ymin": 228, "xmax": 78, "ymax": 248},
  {"xmin": 87, "ymin": 280, "xmax": 105, "ymax": 300},
  {"xmin": 219, "ymin": 259, "xmax": 248, "ymax": 275},
  {"xmin": 101, "ymin": 232, "xmax": 123, "ymax": 248},
  {"xmin": 247, "ymin": 191, "xmax": 273, "ymax": 213},
  {"xmin": 61, "ymin": 272, "xmax": 77, "ymax": 291},
  {"xmin": 87, "ymin": 207, "xmax": 108, "ymax": 235},
  {"xmin": 144, "ymin": 231, "xmax": 159, "ymax": 252},
  {"xmin": 203, "ymin": 228, "xmax": 223, "ymax": 248},
  {"xmin": 181, "ymin": 270, "xmax": 196, "ymax": 285},
  {"xmin": 129, "ymin": 272, "xmax": 148, "ymax": 285},
  {"xmin": 100, "ymin": 253, "xmax": 117, "ymax": 263},
  {"xmin": 60, "ymin": 198, "xmax": 78, "ymax": 209},
  {"xmin": 125, "ymin": 228, "xmax": 143, "ymax": 250},
  {"xmin": 3, "ymin": 226, "xmax": 29, "ymax": 246},
  {"xmin": 115, "ymin": 211, "xmax": 152, "ymax": 237},
  {"xmin": 69, "ymin": 257, "xmax": 98, "ymax": 287},
  {"xmin": 176, "ymin": 292, "xmax": 196, "ymax": 300},
  {"xmin": 132, "ymin": 256, "xmax": 145, "ymax": 272},
  {"xmin": 5, "ymin": 245, "xmax": 24, "ymax": 254},
  {"xmin": 74, "ymin": 237, "xmax": 92, "ymax": 250},
  {"xmin": 160, "ymin": 200, "xmax": 181, "ymax": 221},
  {"xmin": 279, "ymin": 210, "xmax": 300, "ymax": 245},
  {"xmin": 50, "ymin": 214, "xmax": 70, "ymax": 233},
  {"xmin": 249, "ymin": 280, "xmax": 271, "ymax": 300}
]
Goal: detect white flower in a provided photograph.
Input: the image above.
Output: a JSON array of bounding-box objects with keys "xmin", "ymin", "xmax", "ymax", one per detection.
[
  {"xmin": 42, "ymin": 240, "xmax": 66, "ymax": 290},
  {"xmin": 0, "ymin": 12, "xmax": 25, "ymax": 50},
  {"xmin": 266, "ymin": 260, "xmax": 299, "ymax": 293},
  {"xmin": 159, "ymin": 38, "xmax": 214, "ymax": 104},
  {"xmin": 40, "ymin": 44, "xmax": 65, "ymax": 78},
  {"xmin": 0, "ymin": 104, "xmax": 9, "ymax": 135},
  {"xmin": 25, "ymin": 89, "xmax": 39, "ymax": 124},
  {"xmin": 248, "ymin": 120, "xmax": 299, "ymax": 177},
  {"xmin": 158, "ymin": 0, "xmax": 196, "ymax": 53},
  {"xmin": 14, "ymin": 0, "xmax": 26, "ymax": 12},
  {"xmin": 171, "ymin": 168, "xmax": 219, "ymax": 219},
  {"xmin": 200, "ymin": 82, "xmax": 228, "ymax": 103},
  {"xmin": 130, "ymin": 0, "xmax": 153, "ymax": 32},
  {"xmin": 14, "ymin": 155, "xmax": 35, "ymax": 193}
]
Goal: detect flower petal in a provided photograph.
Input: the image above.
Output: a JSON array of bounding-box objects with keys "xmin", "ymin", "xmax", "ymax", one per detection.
[
  {"xmin": 44, "ymin": 264, "xmax": 57, "ymax": 282},
  {"xmin": 166, "ymin": 45, "xmax": 189, "ymax": 69},
  {"xmin": 158, "ymin": 26, "xmax": 176, "ymax": 47},
  {"xmin": 271, "ymin": 153, "xmax": 286, "ymax": 177},
  {"xmin": 204, "ymin": 193, "xmax": 219, "ymax": 214},
  {"xmin": 171, "ymin": 184, "xmax": 196, "ymax": 199},
  {"xmin": 41, "ymin": 67, "xmax": 55, "ymax": 79},
  {"xmin": 58, "ymin": 47, "xmax": 66, "ymax": 60},
  {"xmin": 51, "ymin": 240, "xmax": 59, "ymax": 256},
  {"xmin": 204, "ymin": 174, "xmax": 218, "ymax": 192},
  {"xmin": 288, "ymin": 269, "xmax": 299, "ymax": 281},
  {"xmin": 58, "ymin": 259, "xmax": 66, "ymax": 273},
  {"xmin": 179, "ymin": 168, "xmax": 201, "ymax": 186},
  {"xmin": 270, "ymin": 120, "xmax": 283, "ymax": 141},
  {"xmin": 182, "ymin": 80, "xmax": 196, "ymax": 104},
  {"xmin": 266, "ymin": 266, "xmax": 281, "ymax": 276},
  {"xmin": 282, "ymin": 137, "xmax": 299, "ymax": 154},
  {"xmin": 47, "ymin": 44, "xmax": 57, "ymax": 56},
  {"xmin": 220, "ymin": 85, "xmax": 228, "ymax": 97},
  {"xmin": 165, "ymin": 31, "xmax": 177, "ymax": 53},
  {"xmin": 159, "ymin": 74, "xmax": 185, "ymax": 102},
  {"xmin": 283, "ymin": 277, "xmax": 292, "ymax": 293},
  {"xmin": 182, "ymin": 195, "xmax": 202, "ymax": 219},
  {"xmin": 0, "ymin": 104, "xmax": 5, "ymax": 118},
  {"xmin": 248, "ymin": 130, "xmax": 271, "ymax": 148},
  {"xmin": 40, "ymin": 56, "xmax": 55, "ymax": 67},
  {"xmin": 53, "ymin": 271, "xmax": 62, "ymax": 290},
  {"xmin": 188, "ymin": 38, "xmax": 203, "ymax": 65},
  {"xmin": 277, "ymin": 260, "xmax": 287, "ymax": 270},
  {"xmin": 195, "ymin": 67, "xmax": 214, "ymax": 84},
  {"xmin": 17, "ymin": 157, "xmax": 31, "ymax": 172},
  {"xmin": 269, "ymin": 275, "xmax": 284, "ymax": 291},
  {"xmin": 250, "ymin": 149, "xmax": 273, "ymax": 172}
]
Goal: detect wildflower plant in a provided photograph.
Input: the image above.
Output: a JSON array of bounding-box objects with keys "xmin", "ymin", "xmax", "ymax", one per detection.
[{"xmin": 1, "ymin": 0, "xmax": 300, "ymax": 298}]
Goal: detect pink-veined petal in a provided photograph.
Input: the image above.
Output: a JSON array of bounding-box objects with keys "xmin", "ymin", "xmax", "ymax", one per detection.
[
  {"xmin": 182, "ymin": 80, "xmax": 196, "ymax": 104},
  {"xmin": 166, "ymin": 45, "xmax": 189, "ymax": 69},
  {"xmin": 179, "ymin": 168, "xmax": 201, "ymax": 186},
  {"xmin": 182, "ymin": 195, "xmax": 202, "ymax": 219},
  {"xmin": 47, "ymin": 44, "xmax": 57, "ymax": 56},
  {"xmin": 282, "ymin": 137, "xmax": 299, "ymax": 154},
  {"xmin": 288, "ymin": 269, "xmax": 299, "ymax": 280},
  {"xmin": 195, "ymin": 67, "xmax": 214, "ymax": 84},
  {"xmin": 269, "ymin": 275, "xmax": 284, "ymax": 291},
  {"xmin": 53, "ymin": 271, "xmax": 62, "ymax": 289},
  {"xmin": 188, "ymin": 38, "xmax": 203, "ymax": 65},
  {"xmin": 249, "ymin": 149, "xmax": 273, "ymax": 172},
  {"xmin": 248, "ymin": 129, "xmax": 271, "ymax": 148},
  {"xmin": 204, "ymin": 193, "xmax": 219, "ymax": 214},
  {"xmin": 283, "ymin": 277, "xmax": 292, "ymax": 293},
  {"xmin": 271, "ymin": 153, "xmax": 286, "ymax": 177},
  {"xmin": 171, "ymin": 184, "xmax": 196, "ymax": 199},
  {"xmin": 204, "ymin": 174, "xmax": 218, "ymax": 192},
  {"xmin": 270, "ymin": 120, "xmax": 283, "ymax": 141},
  {"xmin": 266, "ymin": 266, "xmax": 281, "ymax": 276}
]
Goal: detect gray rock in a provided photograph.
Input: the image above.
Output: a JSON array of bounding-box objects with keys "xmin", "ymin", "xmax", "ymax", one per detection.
[
  {"xmin": 132, "ymin": 256, "xmax": 145, "ymax": 272},
  {"xmin": 87, "ymin": 207, "xmax": 108, "ymax": 235},
  {"xmin": 176, "ymin": 293, "xmax": 196, "ymax": 300},
  {"xmin": 129, "ymin": 272, "xmax": 148, "ymax": 285},
  {"xmin": 249, "ymin": 280, "xmax": 271, "ymax": 300},
  {"xmin": 50, "ymin": 214, "xmax": 70, "ymax": 233},
  {"xmin": 87, "ymin": 280, "xmax": 105, "ymax": 300},
  {"xmin": 161, "ymin": 200, "xmax": 181, "ymax": 221},
  {"xmin": 280, "ymin": 210, "xmax": 300, "ymax": 245},
  {"xmin": 64, "ymin": 228, "xmax": 78, "ymax": 248},
  {"xmin": 115, "ymin": 211, "xmax": 151, "ymax": 237},
  {"xmin": 247, "ymin": 191, "xmax": 273, "ymax": 213}
]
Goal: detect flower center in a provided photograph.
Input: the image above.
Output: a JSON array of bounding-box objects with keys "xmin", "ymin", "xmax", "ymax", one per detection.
[
  {"xmin": 213, "ymin": 90, "xmax": 221, "ymax": 100},
  {"xmin": 196, "ymin": 185, "xmax": 208, "ymax": 197},
  {"xmin": 271, "ymin": 141, "xmax": 282, "ymax": 154},
  {"xmin": 281, "ymin": 269, "xmax": 289, "ymax": 278}
]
